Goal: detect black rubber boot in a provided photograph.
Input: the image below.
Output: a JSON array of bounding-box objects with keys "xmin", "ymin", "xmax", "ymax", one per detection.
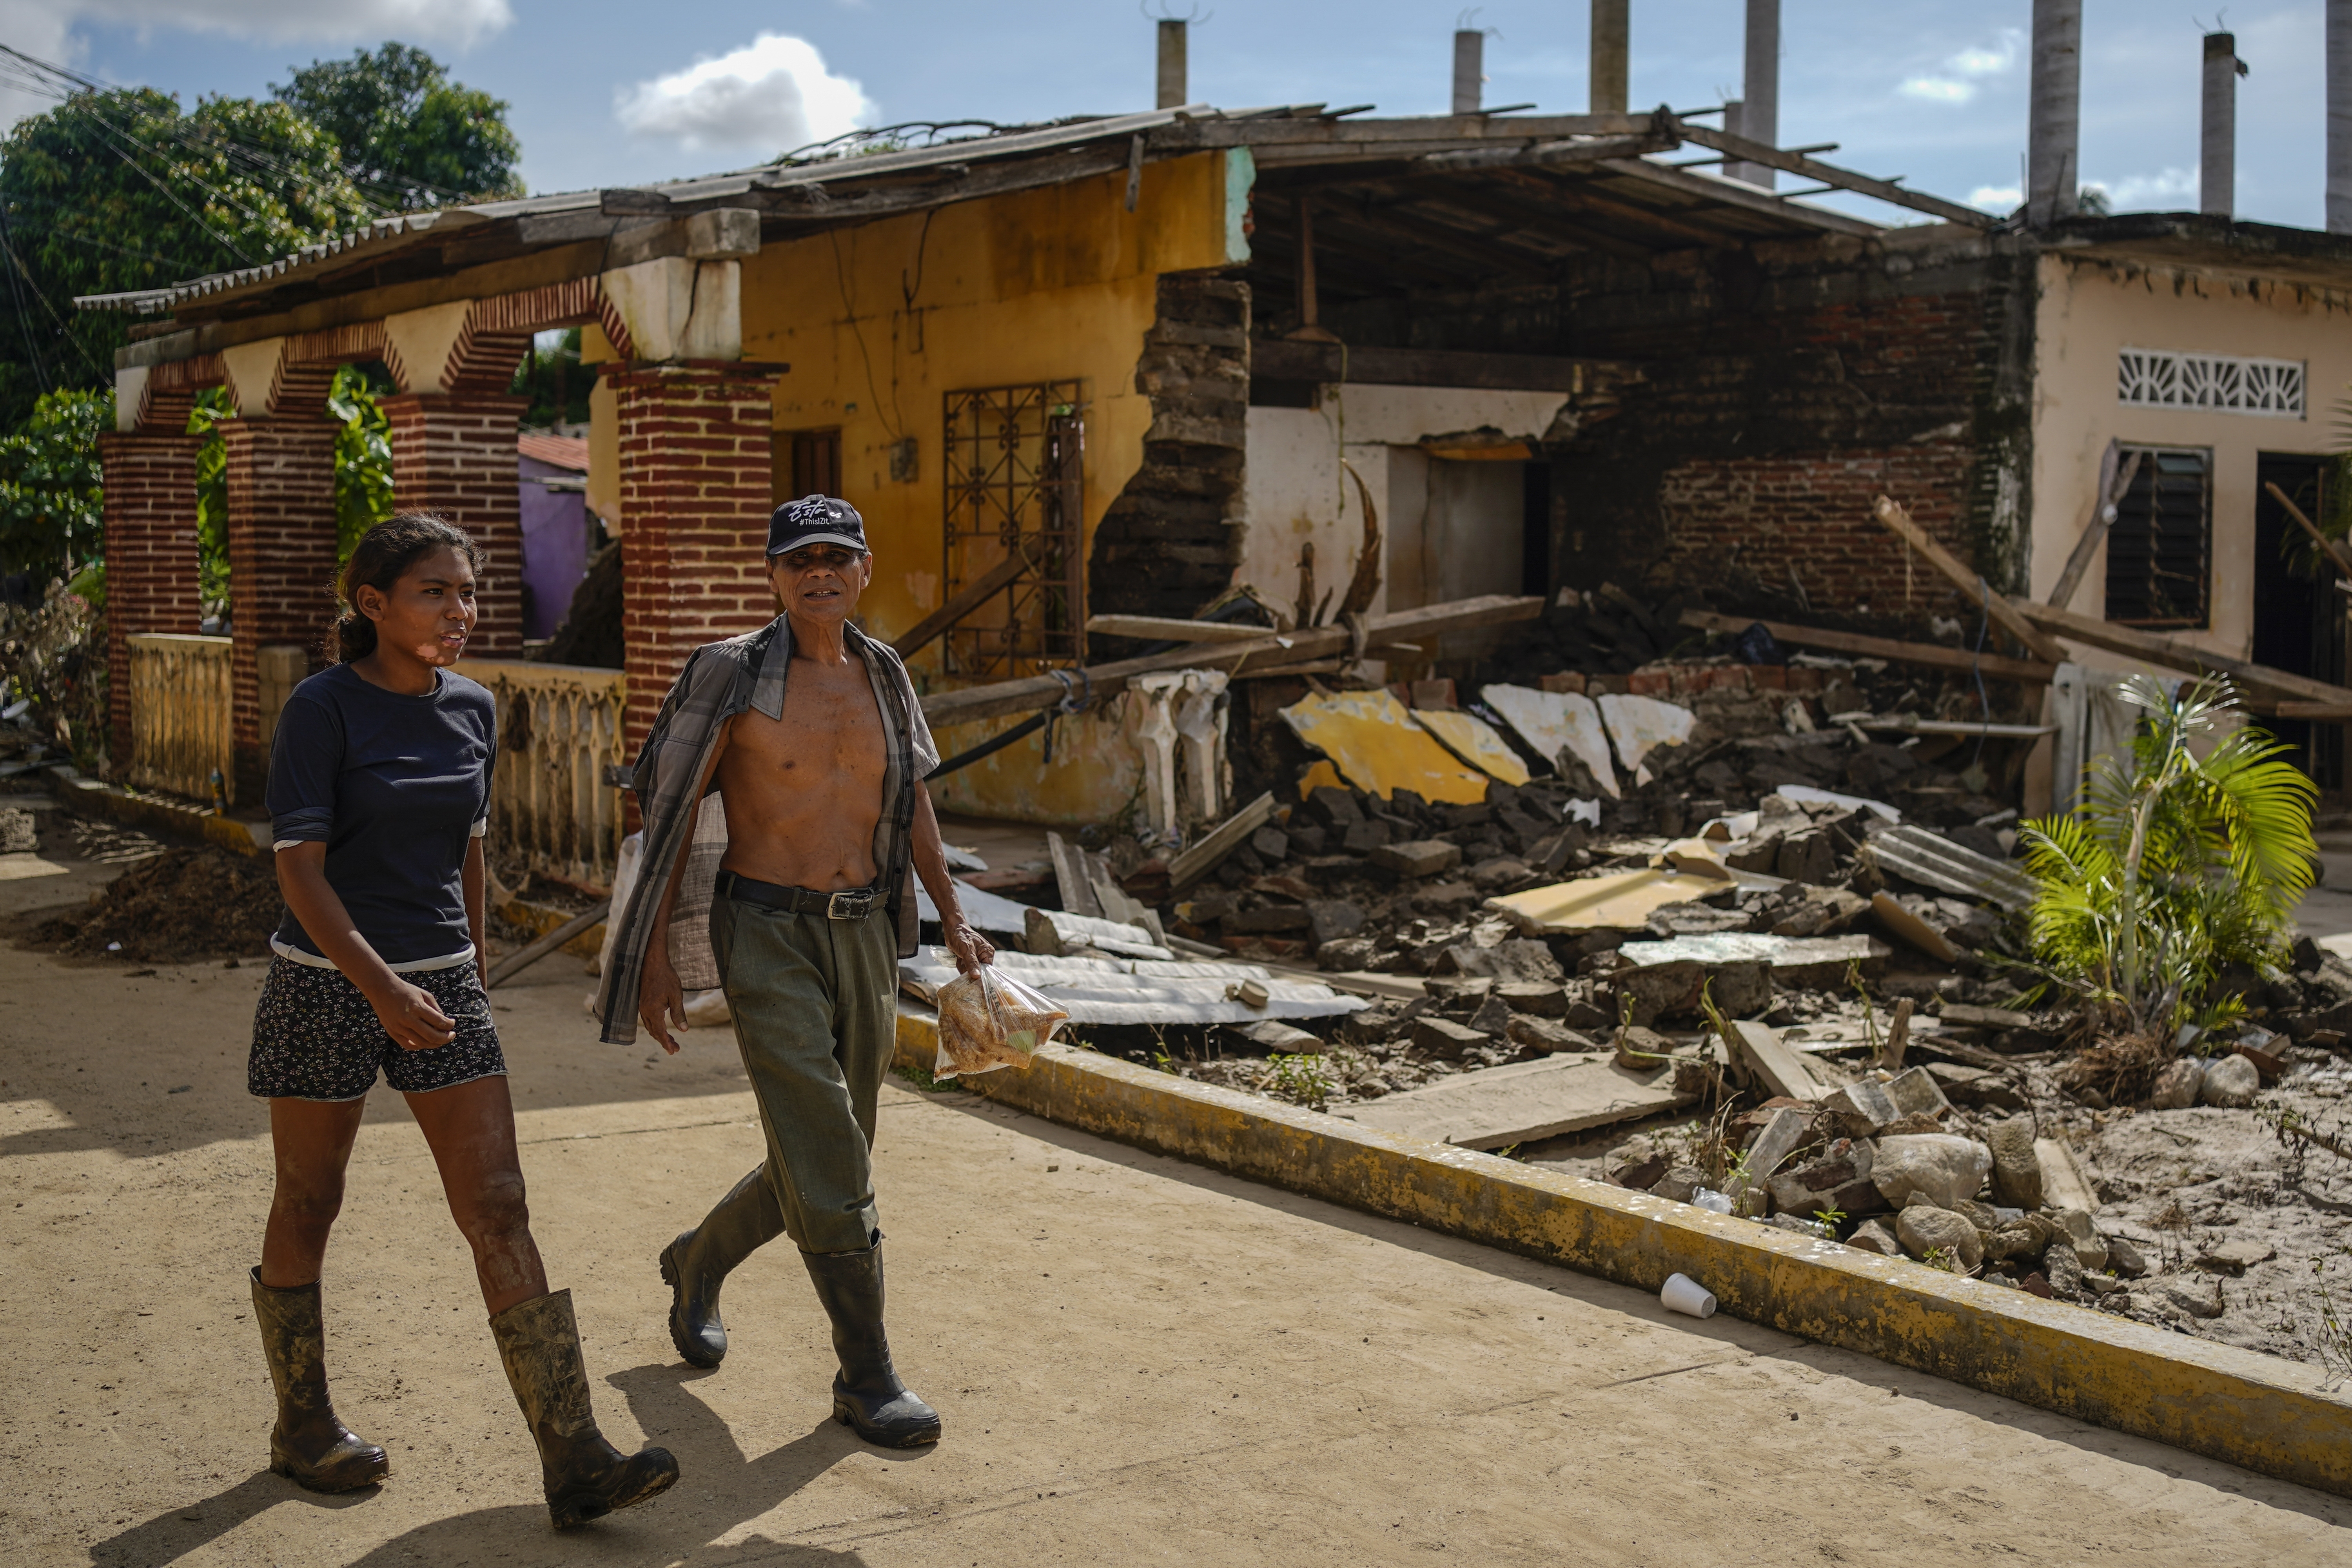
[
  {"xmin": 659, "ymin": 1164, "xmax": 787, "ymax": 1369},
  {"xmin": 250, "ymin": 1268, "xmax": 390, "ymax": 1493},
  {"xmin": 489, "ymin": 1289, "xmax": 680, "ymax": 1529},
  {"xmin": 800, "ymin": 1242, "xmax": 941, "ymax": 1448}
]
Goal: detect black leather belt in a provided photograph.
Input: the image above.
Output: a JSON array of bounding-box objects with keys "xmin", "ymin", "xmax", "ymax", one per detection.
[{"xmin": 714, "ymin": 870, "xmax": 879, "ymax": 920}]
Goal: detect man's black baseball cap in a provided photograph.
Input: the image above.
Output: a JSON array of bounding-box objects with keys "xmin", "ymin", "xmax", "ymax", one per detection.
[{"xmin": 766, "ymin": 494, "xmax": 867, "ymax": 557}]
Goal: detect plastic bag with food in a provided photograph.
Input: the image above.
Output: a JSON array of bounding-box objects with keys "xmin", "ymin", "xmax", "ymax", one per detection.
[{"xmin": 934, "ymin": 964, "xmax": 1067, "ymax": 1079}]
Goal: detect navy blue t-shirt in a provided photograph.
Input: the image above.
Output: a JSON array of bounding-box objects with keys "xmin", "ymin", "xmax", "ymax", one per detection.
[{"xmin": 267, "ymin": 664, "xmax": 497, "ymax": 966}]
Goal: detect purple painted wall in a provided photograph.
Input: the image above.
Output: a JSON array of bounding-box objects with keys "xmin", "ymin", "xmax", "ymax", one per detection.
[{"xmin": 518, "ymin": 452, "xmax": 590, "ymax": 641}]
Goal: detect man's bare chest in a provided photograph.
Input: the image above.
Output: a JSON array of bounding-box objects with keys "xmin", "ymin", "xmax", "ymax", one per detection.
[{"xmin": 731, "ymin": 666, "xmax": 885, "ymax": 783}]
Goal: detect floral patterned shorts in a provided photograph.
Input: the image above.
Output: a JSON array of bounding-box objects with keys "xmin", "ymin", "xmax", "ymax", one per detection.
[{"xmin": 247, "ymin": 956, "xmax": 506, "ymax": 1102}]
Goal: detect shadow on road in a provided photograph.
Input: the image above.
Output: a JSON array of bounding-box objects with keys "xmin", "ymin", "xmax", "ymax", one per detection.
[{"xmin": 85, "ymin": 1366, "xmax": 908, "ymax": 1566}]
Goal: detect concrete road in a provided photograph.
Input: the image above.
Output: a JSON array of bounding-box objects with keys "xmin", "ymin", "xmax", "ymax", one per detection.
[{"xmin": 4, "ymin": 916, "xmax": 2351, "ymax": 1563}]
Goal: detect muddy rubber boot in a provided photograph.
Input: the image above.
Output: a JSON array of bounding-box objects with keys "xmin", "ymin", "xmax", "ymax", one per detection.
[
  {"xmin": 659, "ymin": 1164, "xmax": 786, "ymax": 1368},
  {"xmin": 249, "ymin": 1268, "xmax": 389, "ymax": 1493},
  {"xmin": 489, "ymin": 1289, "xmax": 680, "ymax": 1529},
  {"xmin": 800, "ymin": 1243, "xmax": 941, "ymax": 1448}
]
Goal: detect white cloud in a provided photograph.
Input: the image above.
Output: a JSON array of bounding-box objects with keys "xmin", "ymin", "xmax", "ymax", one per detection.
[
  {"xmin": 616, "ymin": 34, "xmax": 875, "ymax": 156},
  {"xmin": 1900, "ymin": 28, "xmax": 2022, "ymax": 105},
  {"xmin": 2082, "ymin": 167, "xmax": 2198, "ymax": 210},
  {"xmin": 1969, "ymin": 184, "xmax": 2022, "ymax": 213}
]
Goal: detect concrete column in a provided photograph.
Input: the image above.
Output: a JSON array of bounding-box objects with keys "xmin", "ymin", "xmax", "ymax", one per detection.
[
  {"xmin": 1590, "ymin": 0, "xmax": 1628, "ymax": 114},
  {"xmin": 2331, "ymin": 0, "xmax": 2352, "ymax": 232},
  {"xmin": 382, "ymin": 393, "xmax": 529, "ymax": 656},
  {"xmin": 1157, "ymin": 18, "xmax": 1187, "ymax": 109},
  {"xmin": 220, "ymin": 417, "xmax": 339, "ymax": 798},
  {"xmin": 2027, "ymin": 0, "xmax": 2082, "ymax": 227},
  {"xmin": 1734, "ymin": 0, "xmax": 1780, "ymax": 190},
  {"xmin": 96, "ymin": 431, "xmax": 204, "ymax": 766},
  {"xmin": 606, "ymin": 365, "xmax": 784, "ymax": 748},
  {"xmin": 2203, "ymin": 33, "xmax": 2243, "ymax": 220},
  {"xmin": 1452, "ymin": 29, "xmax": 1483, "ymax": 115}
]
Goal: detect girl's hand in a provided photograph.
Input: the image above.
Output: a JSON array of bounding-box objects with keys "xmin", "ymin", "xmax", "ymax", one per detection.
[{"xmin": 370, "ymin": 978, "xmax": 458, "ymax": 1051}]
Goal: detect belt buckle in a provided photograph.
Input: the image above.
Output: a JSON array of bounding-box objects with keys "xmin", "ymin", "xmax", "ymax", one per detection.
[{"xmin": 826, "ymin": 889, "xmax": 870, "ymax": 921}]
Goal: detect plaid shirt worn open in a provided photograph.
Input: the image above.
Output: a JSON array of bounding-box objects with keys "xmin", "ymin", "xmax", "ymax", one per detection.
[{"xmin": 593, "ymin": 617, "xmax": 938, "ymax": 1045}]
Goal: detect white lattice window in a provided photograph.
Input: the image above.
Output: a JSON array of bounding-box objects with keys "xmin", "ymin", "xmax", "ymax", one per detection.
[{"xmin": 2117, "ymin": 347, "xmax": 2305, "ymax": 419}]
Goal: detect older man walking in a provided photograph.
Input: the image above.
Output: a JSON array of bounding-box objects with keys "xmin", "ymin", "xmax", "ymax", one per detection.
[{"xmin": 597, "ymin": 494, "xmax": 992, "ymax": 1447}]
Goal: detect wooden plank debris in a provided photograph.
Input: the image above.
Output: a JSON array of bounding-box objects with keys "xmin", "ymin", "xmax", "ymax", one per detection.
[
  {"xmin": 891, "ymin": 547, "xmax": 1029, "ymax": 659},
  {"xmin": 924, "ymin": 594, "xmax": 1543, "ymax": 730},
  {"xmin": 1082, "ymin": 615, "xmax": 1280, "ymax": 644},
  {"xmin": 1343, "ymin": 1054, "xmax": 1690, "ymax": 1149},
  {"xmin": 1724, "ymin": 1018, "xmax": 1830, "ymax": 1102},
  {"xmin": 1167, "ymin": 792, "xmax": 1277, "ymax": 893},
  {"xmin": 2265, "ymin": 480, "xmax": 2352, "ymax": 580},
  {"xmin": 1871, "ymin": 495, "xmax": 2068, "ymax": 663},
  {"xmin": 1045, "ymin": 830, "xmax": 1102, "ymax": 918},
  {"xmin": 2010, "ymin": 599, "xmax": 2352, "ymax": 708},
  {"xmin": 1672, "ymin": 122, "xmax": 1998, "ymax": 229},
  {"xmin": 1677, "ymin": 609, "xmax": 2056, "ymax": 685},
  {"xmin": 2047, "ymin": 448, "xmax": 2145, "ymax": 610}
]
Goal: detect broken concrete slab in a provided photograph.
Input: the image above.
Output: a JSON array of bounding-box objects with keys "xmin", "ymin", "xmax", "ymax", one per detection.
[
  {"xmin": 1484, "ymin": 867, "xmax": 1728, "ymax": 935},
  {"xmin": 1596, "ymin": 692, "xmax": 1695, "ymax": 787},
  {"xmin": 1481, "ymin": 684, "xmax": 1620, "ymax": 799},
  {"xmin": 1372, "ymin": 839, "xmax": 1463, "ymax": 878},
  {"xmin": 1613, "ymin": 932, "xmax": 1891, "ymax": 989},
  {"xmin": 1819, "ymin": 1078, "xmax": 1902, "ymax": 1138},
  {"xmin": 1884, "ymin": 1065, "xmax": 1952, "ymax": 1120},
  {"xmin": 1410, "ymin": 1016, "xmax": 1490, "ymax": 1061},
  {"xmin": 1281, "ymin": 689, "xmax": 1490, "ymax": 805},
  {"xmin": 1871, "ymin": 1134, "xmax": 1993, "ymax": 1209},
  {"xmin": 1344, "ymin": 1054, "xmax": 1689, "ymax": 1150},
  {"xmin": 1986, "ymin": 1117, "xmax": 2043, "ymax": 1210},
  {"xmin": 1411, "ymin": 708, "xmax": 1531, "ymax": 787}
]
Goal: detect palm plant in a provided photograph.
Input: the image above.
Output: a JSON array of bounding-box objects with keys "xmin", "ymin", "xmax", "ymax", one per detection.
[{"xmin": 2017, "ymin": 674, "xmax": 2316, "ymax": 1036}]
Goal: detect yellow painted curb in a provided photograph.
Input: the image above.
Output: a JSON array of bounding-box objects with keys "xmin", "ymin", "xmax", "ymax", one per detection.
[
  {"xmin": 893, "ymin": 1007, "xmax": 2352, "ymax": 1498},
  {"xmin": 51, "ymin": 776, "xmax": 267, "ymax": 857},
  {"xmin": 497, "ymin": 896, "xmax": 606, "ymax": 959}
]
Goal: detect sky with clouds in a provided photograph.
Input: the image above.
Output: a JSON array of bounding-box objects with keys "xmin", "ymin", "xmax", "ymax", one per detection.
[{"xmin": 0, "ymin": 1, "xmax": 2337, "ymax": 233}]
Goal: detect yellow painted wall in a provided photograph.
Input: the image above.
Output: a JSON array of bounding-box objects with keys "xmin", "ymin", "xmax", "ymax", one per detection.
[
  {"xmin": 738, "ymin": 151, "xmax": 1241, "ymax": 824},
  {"xmin": 2029, "ymin": 254, "xmax": 2352, "ymax": 669}
]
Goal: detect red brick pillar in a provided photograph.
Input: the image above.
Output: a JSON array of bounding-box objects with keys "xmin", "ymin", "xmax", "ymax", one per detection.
[
  {"xmin": 221, "ymin": 418, "xmax": 340, "ymax": 799},
  {"xmin": 96, "ymin": 431, "xmax": 204, "ymax": 767},
  {"xmin": 609, "ymin": 366, "xmax": 782, "ymax": 750},
  {"xmin": 381, "ymin": 393, "xmax": 528, "ymax": 656}
]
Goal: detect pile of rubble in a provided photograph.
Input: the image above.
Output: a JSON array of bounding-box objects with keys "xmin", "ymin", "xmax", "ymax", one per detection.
[{"xmin": 927, "ymin": 647, "xmax": 2352, "ymax": 1364}]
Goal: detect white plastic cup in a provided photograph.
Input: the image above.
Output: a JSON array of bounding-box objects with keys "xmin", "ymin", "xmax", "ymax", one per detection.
[
  {"xmin": 1661, "ymin": 1272, "xmax": 1717, "ymax": 1319},
  {"xmin": 1690, "ymin": 1188, "xmax": 1734, "ymax": 1214}
]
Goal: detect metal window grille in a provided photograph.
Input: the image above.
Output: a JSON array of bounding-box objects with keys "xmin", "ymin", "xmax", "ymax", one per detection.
[
  {"xmin": 941, "ymin": 382, "xmax": 1086, "ymax": 677},
  {"xmin": 2105, "ymin": 446, "xmax": 2212, "ymax": 629},
  {"xmin": 2117, "ymin": 348, "xmax": 2305, "ymax": 419}
]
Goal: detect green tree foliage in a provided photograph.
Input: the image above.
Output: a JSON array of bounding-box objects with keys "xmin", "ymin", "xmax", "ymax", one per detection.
[
  {"xmin": 180, "ymin": 367, "xmax": 394, "ymax": 617},
  {"xmin": 186, "ymin": 386, "xmax": 232, "ymax": 618},
  {"xmin": 272, "ymin": 44, "xmax": 523, "ymax": 209},
  {"xmin": 2018, "ymin": 675, "xmax": 2316, "ymax": 1036},
  {"xmin": 0, "ymin": 87, "xmax": 372, "ymax": 426},
  {"xmin": 510, "ymin": 327, "xmax": 592, "ymax": 428},
  {"xmin": 328, "ymin": 364, "xmax": 395, "ymax": 565},
  {"xmin": 0, "ymin": 386, "xmax": 109, "ymax": 580}
]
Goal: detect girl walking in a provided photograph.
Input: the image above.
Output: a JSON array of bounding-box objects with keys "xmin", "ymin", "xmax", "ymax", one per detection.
[{"xmin": 245, "ymin": 513, "xmax": 676, "ymax": 1528}]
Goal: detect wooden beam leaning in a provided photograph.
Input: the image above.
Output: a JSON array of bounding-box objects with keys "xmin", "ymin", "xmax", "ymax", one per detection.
[
  {"xmin": 925, "ymin": 594, "xmax": 1544, "ymax": 730},
  {"xmin": 1083, "ymin": 615, "xmax": 1280, "ymax": 644},
  {"xmin": 2264, "ymin": 481, "xmax": 2352, "ymax": 580},
  {"xmin": 1673, "ymin": 123, "xmax": 1997, "ymax": 229},
  {"xmin": 1677, "ymin": 609, "xmax": 2056, "ymax": 685},
  {"xmin": 2046, "ymin": 448, "xmax": 2147, "ymax": 611},
  {"xmin": 2010, "ymin": 599, "xmax": 2352, "ymax": 707},
  {"xmin": 1870, "ymin": 495, "xmax": 2068, "ymax": 664},
  {"xmin": 893, "ymin": 552, "xmax": 1030, "ymax": 659}
]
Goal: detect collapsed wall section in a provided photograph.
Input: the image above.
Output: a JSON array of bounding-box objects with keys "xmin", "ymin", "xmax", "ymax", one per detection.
[{"xmin": 1085, "ymin": 270, "xmax": 1251, "ymax": 622}]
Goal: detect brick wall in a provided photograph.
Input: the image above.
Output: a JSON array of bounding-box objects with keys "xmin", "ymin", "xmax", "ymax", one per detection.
[
  {"xmin": 607, "ymin": 365, "xmax": 782, "ymax": 748},
  {"xmin": 1319, "ymin": 229, "xmax": 2037, "ymax": 632},
  {"xmin": 221, "ymin": 418, "xmax": 339, "ymax": 797},
  {"xmin": 96, "ymin": 432, "xmax": 204, "ymax": 764},
  {"xmin": 383, "ymin": 393, "xmax": 528, "ymax": 655},
  {"xmin": 1088, "ymin": 270, "xmax": 1251, "ymax": 623}
]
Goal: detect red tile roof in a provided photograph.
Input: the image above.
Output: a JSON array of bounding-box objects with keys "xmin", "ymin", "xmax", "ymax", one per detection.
[{"xmin": 517, "ymin": 432, "xmax": 589, "ymax": 472}]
